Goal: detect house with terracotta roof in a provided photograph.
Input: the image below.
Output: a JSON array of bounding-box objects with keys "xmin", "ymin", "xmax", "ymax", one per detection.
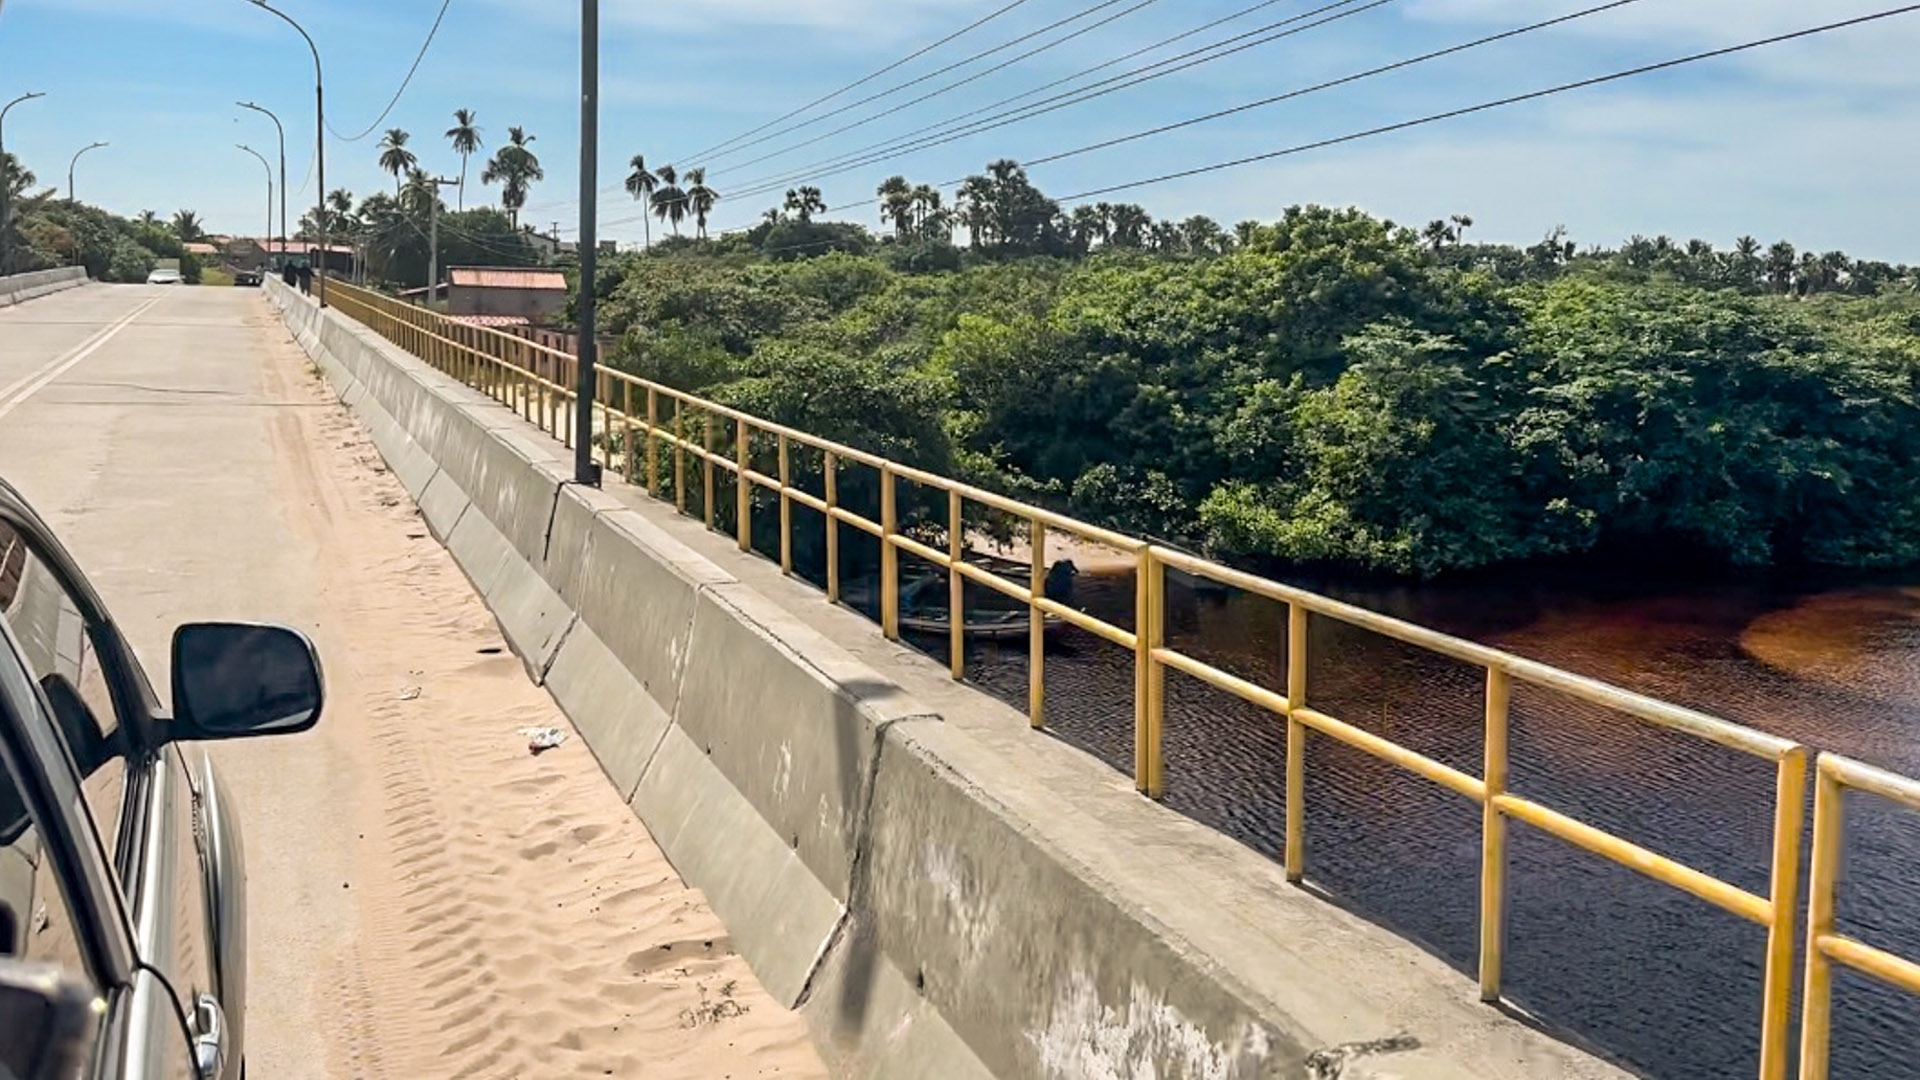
[{"xmin": 440, "ymin": 266, "xmax": 570, "ymax": 322}]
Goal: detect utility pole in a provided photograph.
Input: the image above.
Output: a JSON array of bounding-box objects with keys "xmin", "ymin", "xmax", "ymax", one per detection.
[
  {"xmin": 0, "ymin": 91, "xmax": 47, "ymax": 276},
  {"xmin": 424, "ymin": 175, "xmax": 458, "ymax": 305},
  {"xmin": 574, "ymin": 0, "xmax": 601, "ymax": 486}
]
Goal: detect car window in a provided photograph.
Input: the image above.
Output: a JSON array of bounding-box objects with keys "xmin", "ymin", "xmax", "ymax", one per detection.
[{"xmin": 0, "ymin": 522, "xmax": 130, "ymax": 866}]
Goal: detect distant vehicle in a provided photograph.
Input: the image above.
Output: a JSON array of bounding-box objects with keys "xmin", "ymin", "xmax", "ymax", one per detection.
[
  {"xmin": 0, "ymin": 477, "xmax": 327, "ymax": 1079},
  {"xmin": 145, "ymin": 268, "xmax": 183, "ymax": 285},
  {"xmin": 233, "ymin": 267, "xmax": 262, "ymax": 287}
]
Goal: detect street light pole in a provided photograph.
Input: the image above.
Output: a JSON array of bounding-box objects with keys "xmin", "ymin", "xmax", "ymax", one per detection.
[
  {"xmin": 574, "ymin": 0, "xmax": 601, "ymax": 486},
  {"xmin": 67, "ymin": 141, "xmax": 107, "ymax": 203},
  {"xmin": 248, "ymin": 0, "xmax": 326, "ymax": 307},
  {"xmin": 238, "ymin": 100, "xmax": 286, "ymax": 248},
  {"xmin": 1, "ymin": 91, "xmax": 47, "ymax": 275},
  {"xmin": 238, "ymin": 144, "xmax": 272, "ymax": 267}
]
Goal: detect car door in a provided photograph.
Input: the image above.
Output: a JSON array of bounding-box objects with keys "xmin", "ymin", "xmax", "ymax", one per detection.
[
  {"xmin": 0, "ymin": 583, "xmax": 201, "ymax": 1080},
  {"xmin": 0, "ymin": 511, "xmax": 219, "ymax": 1078}
]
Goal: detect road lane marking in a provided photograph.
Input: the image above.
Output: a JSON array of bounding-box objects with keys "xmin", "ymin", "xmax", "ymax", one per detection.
[{"xmin": 0, "ymin": 295, "xmax": 163, "ymax": 422}]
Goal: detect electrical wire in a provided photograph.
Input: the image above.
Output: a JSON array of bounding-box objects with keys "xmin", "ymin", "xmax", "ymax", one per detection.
[
  {"xmin": 694, "ymin": 0, "xmax": 1154, "ymax": 168},
  {"xmin": 706, "ymin": 0, "xmax": 1299, "ymax": 190},
  {"xmin": 704, "ymin": 0, "xmax": 1172, "ymax": 178},
  {"xmin": 682, "ymin": 0, "xmax": 1041, "ymax": 163},
  {"xmin": 328, "ymin": 0, "xmax": 457, "ymax": 142},
  {"xmin": 669, "ymin": 3, "xmax": 1920, "ymax": 237},
  {"xmin": 721, "ymin": 0, "xmax": 1397, "ymax": 200}
]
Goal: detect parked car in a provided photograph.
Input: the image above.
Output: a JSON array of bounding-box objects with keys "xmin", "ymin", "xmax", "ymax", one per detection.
[
  {"xmin": 232, "ymin": 268, "xmax": 262, "ymax": 287},
  {"xmin": 0, "ymin": 478, "xmax": 324, "ymax": 1079},
  {"xmin": 145, "ymin": 268, "xmax": 183, "ymax": 286}
]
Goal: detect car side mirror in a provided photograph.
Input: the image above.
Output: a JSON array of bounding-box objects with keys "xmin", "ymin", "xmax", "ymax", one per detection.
[
  {"xmin": 0, "ymin": 961, "xmax": 101, "ymax": 1079},
  {"xmin": 170, "ymin": 623, "xmax": 324, "ymax": 740}
]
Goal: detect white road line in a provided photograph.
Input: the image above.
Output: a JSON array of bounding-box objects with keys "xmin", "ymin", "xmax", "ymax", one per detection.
[{"xmin": 0, "ymin": 295, "xmax": 163, "ymax": 422}]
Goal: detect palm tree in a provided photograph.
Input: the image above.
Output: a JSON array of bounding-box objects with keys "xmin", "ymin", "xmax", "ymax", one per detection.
[
  {"xmin": 956, "ymin": 176, "xmax": 994, "ymax": 247},
  {"xmin": 377, "ymin": 129, "xmax": 416, "ymax": 192},
  {"xmin": 1766, "ymin": 241, "xmax": 1798, "ymax": 294},
  {"xmin": 1150, "ymin": 220, "xmax": 1182, "ymax": 256},
  {"xmin": 877, "ymin": 175, "xmax": 913, "ymax": 238},
  {"xmin": 761, "ymin": 207, "xmax": 783, "ymax": 227},
  {"xmin": 783, "ymin": 185, "xmax": 824, "ymax": 224},
  {"xmin": 171, "ymin": 210, "xmax": 204, "ymax": 241},
  {"xmin": 326, "ymin": 188, "xmax": 356, "ymax": 236},
  {"xmin": 1108, "ymin": 204, "xmax": 1150, "ymax": 249},
  {"xmin": 1450, "ymin": 214, "xmax": 1474, "ymax": 243},
  {"xmin": 650, "ymin": 163, "xmax": 686, "ymax": 236},
  {"xmin": 445, "ymin": 109, "xmax": 482, "ymax": 210},
  {"xmin": 685, "ymin": 168, "xmax": 718, "ymax": 240},
  {"xmin": 910, "ymin": 184, "xmax": 941, "ymax": 238},
  {"xmin": 399, "ymin": 169, "xmax": 438, "ymax": 217},
  {"xmin": 1069, "ymin": 205, "xmax": 1104, "ymax": 252},
  {"xmin": 1180, "ymin": 215, "xmax": 1223, "ymax": 256},
  {"xmin": 1234, "ymin": 220, "xmax": 1261, "ymax": 248},
  {"xmin": 137, "ymin": 209, "xmax": 159, "ymax": 227},
  {"xmin": 625, "ymin": 154, "xmax": 658, "ymax": 249},
  {"xmin": 481, "ymin": 126, "xmax": 543, "ymax": 228}
]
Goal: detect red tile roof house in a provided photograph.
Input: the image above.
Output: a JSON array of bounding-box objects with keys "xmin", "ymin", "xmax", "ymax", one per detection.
[{"xmin": 416, "ymin": 266, "xmax": 572, "ymax": 323}]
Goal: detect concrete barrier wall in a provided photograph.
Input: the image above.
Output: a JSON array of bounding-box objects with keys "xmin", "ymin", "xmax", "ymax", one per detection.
[
  {"xmin": 0, "ymin": 266, "xmax": 87, "ymax": 308},
  {"xmin": 262, "ymin": 277, "xmax": 1630, "ymax": 1080}
]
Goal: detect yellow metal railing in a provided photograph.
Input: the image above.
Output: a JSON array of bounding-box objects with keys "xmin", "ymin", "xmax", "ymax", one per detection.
[
  {"xmin": 316, "ymin": 276, "xmax": 1912, "ymax": 1080},
  {"xmin": 1800, "ymin": 753, "xmax": 1920, "ymax": 1080}
]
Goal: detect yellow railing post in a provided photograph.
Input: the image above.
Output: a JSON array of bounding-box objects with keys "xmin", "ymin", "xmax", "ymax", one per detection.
[
  {"xmin": 1136, "ymin": 547, "xmax": 1164, "ymax": 797},
  {"xmin": 1479, "ymin": 666, "xmax": 1511, "ymax": 1003},
  {"xmin": 598, "ymin": 369, "xmax": 612, "ymax": 469},
  {"xmin": 779, "ymin": 435, "xmax": 793, "ymax": 575},
  {"xmin": 702, "ymin": 409, "xmax": 716, "ymax": 530},
  {"xmin": 673, "ymin": 401, "xmax": 687, "ymax": 514},
  {"xmin": 1799, "ymin": 758, "xmax": 1843, "ymax": 1080},
  {"xmin": 735, "ymin": 418, "xmax": 752, "ymax": 551},
  {"xmin": 948, "ymin": 490, "xmax": 964, "ymax": 679},
  {"xmin": 622, "ymin": 380, "xmax": 635, "ymax": 483},
  {"xmin": 880, "ymin": 465, "xmax": 899, "ymax": 640},
  {"xmin": 1285, "ymin": 602, "xmax": 1308, "ymax": 883},
  {"xmin": 1759, "ymin": 747, "xmax": 1807, "ymax": 1080},
  {"xmin": 645, "ymin": 388, "xmax": 659, "ymax": 496},
  {"xmin": 825, "ymin": 451, "xmax": 840, "ymax": 603},
  {"xmin": 1029, "ymin": 520, "xmax": 1046, "ymax": 729}
]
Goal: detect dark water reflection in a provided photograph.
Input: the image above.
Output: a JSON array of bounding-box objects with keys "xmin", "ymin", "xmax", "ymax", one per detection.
[{"xmin": 897, "ymin": 566, "xmax": 1920, "ymax": 1080}]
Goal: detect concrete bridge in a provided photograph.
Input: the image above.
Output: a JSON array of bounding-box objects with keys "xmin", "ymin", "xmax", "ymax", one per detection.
[{"xmin": 1, "ymin": 271, "xmax": 1912, "ymax": 1079}]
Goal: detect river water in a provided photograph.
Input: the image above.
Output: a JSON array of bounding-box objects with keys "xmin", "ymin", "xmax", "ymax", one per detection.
[{"xmin": 905, "ymin": 566, "xmax": 1920, "ymax": 1079}]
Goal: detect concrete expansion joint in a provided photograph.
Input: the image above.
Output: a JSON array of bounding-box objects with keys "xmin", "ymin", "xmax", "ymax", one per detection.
[
  {"xmin": 541, "ymin": 480, "xmax": 569, "ymax": 563},
  {"xmin": 539, "ymin": 613, "xmax": 581, "ymax": 684}
]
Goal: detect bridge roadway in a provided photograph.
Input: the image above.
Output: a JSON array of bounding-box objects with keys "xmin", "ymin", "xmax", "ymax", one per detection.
[{"xmin": 0, "ymin": 284, "xmax": 824, "ymax": 1078}]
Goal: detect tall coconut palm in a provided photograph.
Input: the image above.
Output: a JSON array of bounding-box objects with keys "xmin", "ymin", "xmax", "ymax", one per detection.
[
  {"xmin": 625, "ymin": 154, "xmax": 658, "ymax": 249},
  {"xmin": 650, "ymin": 164, "xmax": 686, "ymax": 236},
  {"xmin": 910, "ymin": 184, "xmax": 941, "ymax": 237},
  {"xmin": 877, "ymin": 175, "xmax": 913, "ymax": 238},
  {"xmin": 1108, "ymin": 204, "xmax": 1150, "ymax": 249},
  {"xmin": 685, "ymin": 168, "xmax": 718, "ymax": 240},
  {"xmin": 445, "ymin": 109, "xmax": 482, "ymax": 210},
  {"xmin": 377, "ymin": 129, "xmax": 416, "ymax": 192},
  {"xmin": 1766, "ymin": 241, "xmax": 1798, "ymax": 294},
  {"xmin": 782, "ymin": 185, "xmax": 825, "ymax": 224},
  {"xmin": 399, "ymin": 169, "xmax": 438, "ymax": 217},
  {"xmin": 137, "ymin": 209, "xmax": 159, "ymax": 227},
  {"xmin": 481, "ymin": 126, "xmax": 543, "ymax": 228},
  {"xmin": 326, "ymin": 188, "xmax": 355, "ymax": 236},
  {"xmin": 171, "ymin": 210, "xmax": 204, "ymax": 241}
]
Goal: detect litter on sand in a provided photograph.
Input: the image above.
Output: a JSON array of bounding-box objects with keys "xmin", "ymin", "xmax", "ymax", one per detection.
[{"xmin": 517, "ymin": 726, "xmax": 569, "ymax": 754}]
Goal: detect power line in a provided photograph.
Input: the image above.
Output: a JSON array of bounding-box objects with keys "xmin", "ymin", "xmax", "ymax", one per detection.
[
  {"xmin": 709, "ymin": 0, "xmax": 1299, "ymax": 190},
  {"xmin": 328, "ymin": 0, "xmax": 457, "ymax": 142},
  {"xmin": 720, "ymin": 0, "xmax": 1397, "ymax": 201},
  {"xmin": 681, "ymin": 0, "xmax": 1042, "ymax": 164},
  {"xmin": 693, "ymin": 0, "xmax": 1154, "ymax": 169},
  {"xmin": 1057, "ymin": 5, "xmax": 1920, "ymax": 201},
  {"xmin": 704, "ymin": 0, "xmax": 1173, "ymax": 178},
  {"xmin": 524, "ymin": 0, "xmax": 1314, "ymax": 228},
  {"xmin": 674, "ymin": 3, "xmax": 1920, "ymax": 236}
]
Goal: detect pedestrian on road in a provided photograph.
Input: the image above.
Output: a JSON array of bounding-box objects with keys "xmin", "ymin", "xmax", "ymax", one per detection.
[
  {"xmin": 296, "ymin": 261, "xmax": 312, "ymax": 297},
  {"xmin": 280, "ymin": 261, "xmax": 296, "ymax": 289}
]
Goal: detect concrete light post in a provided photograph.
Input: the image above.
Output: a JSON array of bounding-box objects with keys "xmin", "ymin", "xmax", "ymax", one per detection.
[
  {"xmin": 0, "ymin": 91, "xmax": 47, "ymax": 275},
  {"xmin": 238, "ymin": 100, "xmax": 287, "ymax": 248},
  {"xmin": 67, "ymin": 141, "xmax": 107, "ymax": 203},
  {"xmin": 238, "ymin": 144, "xmax": 273, "ymax": 266},
  {"xmin": 575, "ymin": 0, "xmax": 601, "ymax": 486},
  {"xmin": 247, "ymin": 0, "xmax": 326, "ymax": 307}
]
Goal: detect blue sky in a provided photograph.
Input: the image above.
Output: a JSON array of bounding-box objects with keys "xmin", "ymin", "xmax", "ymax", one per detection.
[{"xmin": 2, "ymin": 0, "xmax": 1917, "ymax": 260}]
